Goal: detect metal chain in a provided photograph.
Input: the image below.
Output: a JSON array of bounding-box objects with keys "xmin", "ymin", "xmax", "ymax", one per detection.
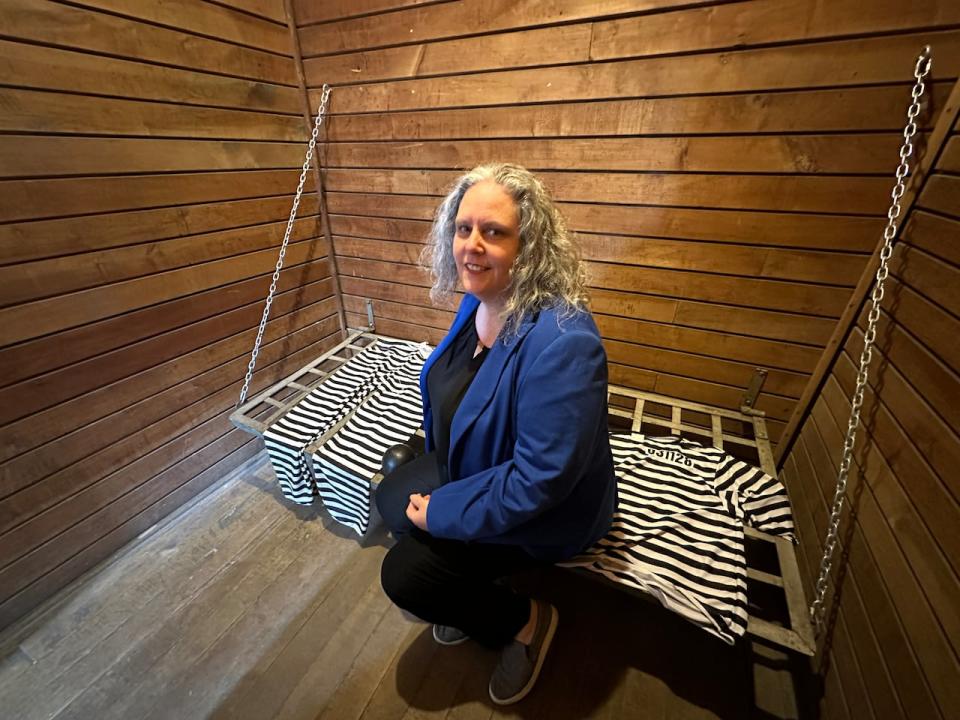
[
  {"xmin": 809, "ymin": 48, "xmax": 932, "ymax": 631},
  {"xmin": 237, "ymin": 84, "xmax": 332, "ymax": 408}
]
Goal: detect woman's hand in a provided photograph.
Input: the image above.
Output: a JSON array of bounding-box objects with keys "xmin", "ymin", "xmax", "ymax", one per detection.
[{"xmin": 406, "ymin": 493, "xmax": 430, "ymax": 531}]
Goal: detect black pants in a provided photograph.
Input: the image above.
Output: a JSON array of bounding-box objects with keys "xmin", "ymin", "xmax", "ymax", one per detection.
[{"xmin": 375, "ymin": 452, "xmax": 541, "ymax": 648}]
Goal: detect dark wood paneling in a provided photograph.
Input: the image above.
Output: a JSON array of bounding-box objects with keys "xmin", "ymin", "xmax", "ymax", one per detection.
[
  {"xmin": 294, "ymin": 0, "xmax": 445, "ymax": 26},
  {"xmin": 3, "ymin": 0, "xmax": 296, "ymax": 84},
  {"xmin": 301, "ymin": 0, "xmax": 959, "ymax": 74},
  {"xmin": 322, "ymin": 136, "xmax": 902, "ymax": 174},
  {"xmin": 325, "ymin": 172, "xmax": 894, "ymax": 214},
  {"xmin": 298, "ymin": 0, "xmax": 690, "ymax": 54},
  {"xmin": 321, "ymin": 84, "xmax": 953, "ymax": 140},
  {"xmin": 0, "ymin": 194, "xmax": 320, "ymax": 265},
  {"xmin": 0, "ymin": 261, "xmax": 333, "ymax": 389},
  {"xmin": 0, "ymin": 217, "xmax": 321, "ymax": 307},
  {"xmin": 0, "ymin": 170, "xmax": 315, "ymax": 224},
  {"xmin": 780, "ymin": 145, "xmax": 960, "ymax": 720},
  {"xmin": 69, "ymin": 0, "xmax": 292, "ymax": 55},
  {"xmin": 0, "ymin": 136, "xmax": 305, "ymax": 178},
  {"xmin": 309, "ymin": 29, "xmax": 960, "ymax": 112},
  {"xmin": 0, "ymin": 240, "xmax": 330, "ymax": 346},
  {"xmin": 0, "ymin": 39, "xmax": 300, "ymax": 112},
  {"xmin": 0, "ymin": 88, "xmax": 304, "ymax": 140},
  {"xmin": 0, "ymin": 1, "xmax": 341, "ymax": 635}
]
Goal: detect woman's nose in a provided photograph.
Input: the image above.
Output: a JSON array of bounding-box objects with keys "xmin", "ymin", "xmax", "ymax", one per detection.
[{"xmin": 464, "ymin": 228, "xmax": 484, "ymax": 253}]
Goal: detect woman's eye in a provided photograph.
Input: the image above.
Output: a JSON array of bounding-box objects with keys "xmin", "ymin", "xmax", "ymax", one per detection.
[{"xmin": 456, "ymin": 224, "xmax": 470, "ymax": 235}]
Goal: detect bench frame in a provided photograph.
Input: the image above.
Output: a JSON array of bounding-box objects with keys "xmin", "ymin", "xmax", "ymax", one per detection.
[
  {"xmin": 607, "ymin": 385, "xmax": 815, "ymax": 655},
  {"xmin": 231, "ymin": 335, "xmax": 814, "ymax": 656}
]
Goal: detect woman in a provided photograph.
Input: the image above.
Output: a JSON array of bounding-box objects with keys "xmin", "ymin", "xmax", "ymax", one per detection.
[{"xmin": 375, "ymin": 163, "xmax": 617, "ymax": 706}]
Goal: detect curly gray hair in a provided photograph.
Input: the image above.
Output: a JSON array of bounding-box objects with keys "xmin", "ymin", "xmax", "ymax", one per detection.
[{"xmin": 422, "ymin": 163, "xmax": 588, "ymax": 339}]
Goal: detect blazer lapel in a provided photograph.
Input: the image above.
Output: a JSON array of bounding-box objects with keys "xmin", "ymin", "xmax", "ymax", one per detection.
[{"xmin": 447, "ymin": 313, "xmax": 538, "ymax": 471}]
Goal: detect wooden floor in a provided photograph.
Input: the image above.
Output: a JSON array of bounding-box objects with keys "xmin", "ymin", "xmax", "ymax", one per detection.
[{"xmin": 0, "ymin": 453, "xmax": 802, "ymax": 719}]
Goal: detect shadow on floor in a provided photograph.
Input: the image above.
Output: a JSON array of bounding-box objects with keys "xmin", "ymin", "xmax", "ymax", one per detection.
[{"xmin": 393, "ymin": 566, "xmax": 755, "ymax": 719}]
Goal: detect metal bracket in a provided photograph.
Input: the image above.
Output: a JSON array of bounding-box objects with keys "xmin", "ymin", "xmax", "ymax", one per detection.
[
  {"xmin": 365, "ymin": 298, "xmax": 375, "ymax": 331},
  {"xmin": 347, "ymin": 298, "xmax": 376, "ymax": 333},
  {"xmin": 740, "ymin": 368, "xmax": 768, "ymax": 414}
]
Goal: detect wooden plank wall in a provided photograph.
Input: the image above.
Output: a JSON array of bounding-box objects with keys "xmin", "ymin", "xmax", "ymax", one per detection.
[
  {"xmin": 295, "ymin": 0, "xmax": 960, "ymax": 448},
  {"xmin": 779, "ymin": 121, "xmax": 960, "ymax": 717},
  {"xmin": 0, "ymin": 0, "xmax": 341, "ymax": 632}
]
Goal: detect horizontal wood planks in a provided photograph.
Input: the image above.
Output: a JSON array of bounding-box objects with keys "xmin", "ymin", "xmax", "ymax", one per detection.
[
  {"xmin": 296, "ymin": 0, "xmax": 959, "ymax": 450},
  {"xmin": 0, "ymin": 1, "xmax": 341, "ymax": 633},
  {"xmin": 779, "ymin": 116, "xmax": 960, "ymax": 719}
]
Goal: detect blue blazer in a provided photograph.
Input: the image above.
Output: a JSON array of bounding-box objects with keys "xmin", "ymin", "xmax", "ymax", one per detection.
[{"xmin": 421, "ymin": 294, "xmax": 617, "ymax": 562}]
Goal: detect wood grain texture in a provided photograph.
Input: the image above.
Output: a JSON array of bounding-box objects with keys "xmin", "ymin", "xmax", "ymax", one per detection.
[
  {"xmin": 320, "ymin": 84, "xmax": 953, "ymax": 141},
  {"xmin": 322, "ymin": 135, "xmax": 903, "ymax": 174},
  {"xmin": 303, "ymin": 0, "xmax": 959, "ymax": 83},
  {"xmin": 320, "ymin": 174, "xmax": 886, "ymax": 249},
  {"xmin": 0, "ymin": 2, "xmax": 336, "ymax": 636},
  {"xmin": 295, "ymin": 0, "xmax": 453, "ymax": 26},
  {"xmin": 0, "ymin": 40, "xmax": 300, "ymax": 112},
  {"xmin": 0, "ymin": 194, "xmax": 320, "ymax": 265},
  {"xmin": 0, "ymin": 88, "xmax": 304, "ymax": 140},
  {"xmin": 309, "ymin": 30, "xmax": 960, "ymax": 112},
  {"xmin": 299, "ymin": 0, "xmax": 703, "ymax": 54},
  {"xmin": 68, "ymin": 0, "xmax": 292, "ymax": 55},
  {"xmin": 2, "ymin": 0, "xmax": 296, "ymax": 85},
  {"xmin": 0, "ymin": 170, "xmax": 315, "ymax": 224},
  {"xmin": 780, "ymin": 103, "xmax": 960, "ymax": 719},
  {"xmin": 0, "ymin": 136, "xmax": 305, "ymax": 178},
  {"xmin": 0, "ymin": 262, "xmax": 333, "ymax": 389}
]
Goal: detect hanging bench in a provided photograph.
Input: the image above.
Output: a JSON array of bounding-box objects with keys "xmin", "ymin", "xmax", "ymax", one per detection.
[
  {"xmin": 230, "ymin": 330, "xmax": 814, "ymax": 655},
  {"xmin": 599, "ymin": 385, "xmax": 814, "ymax": 655}
]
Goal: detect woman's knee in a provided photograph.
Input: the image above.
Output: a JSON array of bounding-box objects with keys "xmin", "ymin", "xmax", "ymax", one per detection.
[
  {"xmin": 374, "ymin": 478, "xmax": 414, "ymax": 535},
  {"xmin": 375, "ymin": 452, "xmax": 442, "ymax": 535}
]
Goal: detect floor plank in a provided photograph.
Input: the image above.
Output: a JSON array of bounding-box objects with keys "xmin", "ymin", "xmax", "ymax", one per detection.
[
  {"xmin": 318, "ymin": 604, "xmax": 420, "ymax": 720},
  {"xmin": 60, "ymin": 510, "xmax": 309, "ymax": 720},
  {"xmin": 150, "ymin": 513, "xmax": 363, "ymax": 719},
  {"xmin": 1, "ymin": 466, "xmax": 283, "ymax": 719}
]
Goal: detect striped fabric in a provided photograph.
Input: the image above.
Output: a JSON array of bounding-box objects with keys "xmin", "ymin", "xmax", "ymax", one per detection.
[
  {"xmin": 561, "ymin": 433, "xmax": 795, "ymax": 644},
  {"xmin": 311, "ymin": 350, "xmax": 426, "ymax": 534},
  {"xmin": 263, "ymin": 337, "xmax": 429, "ymax": 531}
]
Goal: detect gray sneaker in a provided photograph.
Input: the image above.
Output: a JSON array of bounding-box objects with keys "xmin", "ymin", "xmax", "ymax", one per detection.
[
  {"xmin": 488, "ymin": 600, "xmax": 559, "ymax": 705},
  {"xmin": 432, "ymin": 624, "xmax": 469, "ymax": 646}
]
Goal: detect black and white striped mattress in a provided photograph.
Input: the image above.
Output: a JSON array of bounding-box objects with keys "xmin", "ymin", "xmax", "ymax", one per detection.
[
  {"xmin": 560, "ymin": 433, "xmax": 795, "ymax": 644},
  {"xmin": 263, "ymin": 337, "xmax": 429, "ymax": 533}
]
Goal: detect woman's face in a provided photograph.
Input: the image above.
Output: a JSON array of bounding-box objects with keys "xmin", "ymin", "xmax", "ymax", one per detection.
[{"xmin": 453, "ymin": 180, "xmax": 521, "ymax": 305}]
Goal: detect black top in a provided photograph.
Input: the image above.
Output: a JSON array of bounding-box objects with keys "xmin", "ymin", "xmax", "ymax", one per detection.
[{"xmin": 426, "ymin": 309, "xmax": 490, "ymax": 484}]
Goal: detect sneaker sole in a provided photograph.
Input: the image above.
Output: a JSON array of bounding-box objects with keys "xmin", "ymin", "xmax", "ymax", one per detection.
[
  {"xmin": 488, "ymin": 604, "xmax": 559, "ymax": 706},
  {"xmin": 432, "ymin": 625, "xmax": 469, "ymax": 646}
]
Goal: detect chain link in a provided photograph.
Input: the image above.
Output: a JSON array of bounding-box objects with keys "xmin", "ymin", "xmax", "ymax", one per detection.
[
  {"xmin": 809, "ymin": 48, "xmax": 932, "ymax": 631},
  {"xmin": 237, "ymin": 84, "xmax": 332, "ymax": 408}
]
